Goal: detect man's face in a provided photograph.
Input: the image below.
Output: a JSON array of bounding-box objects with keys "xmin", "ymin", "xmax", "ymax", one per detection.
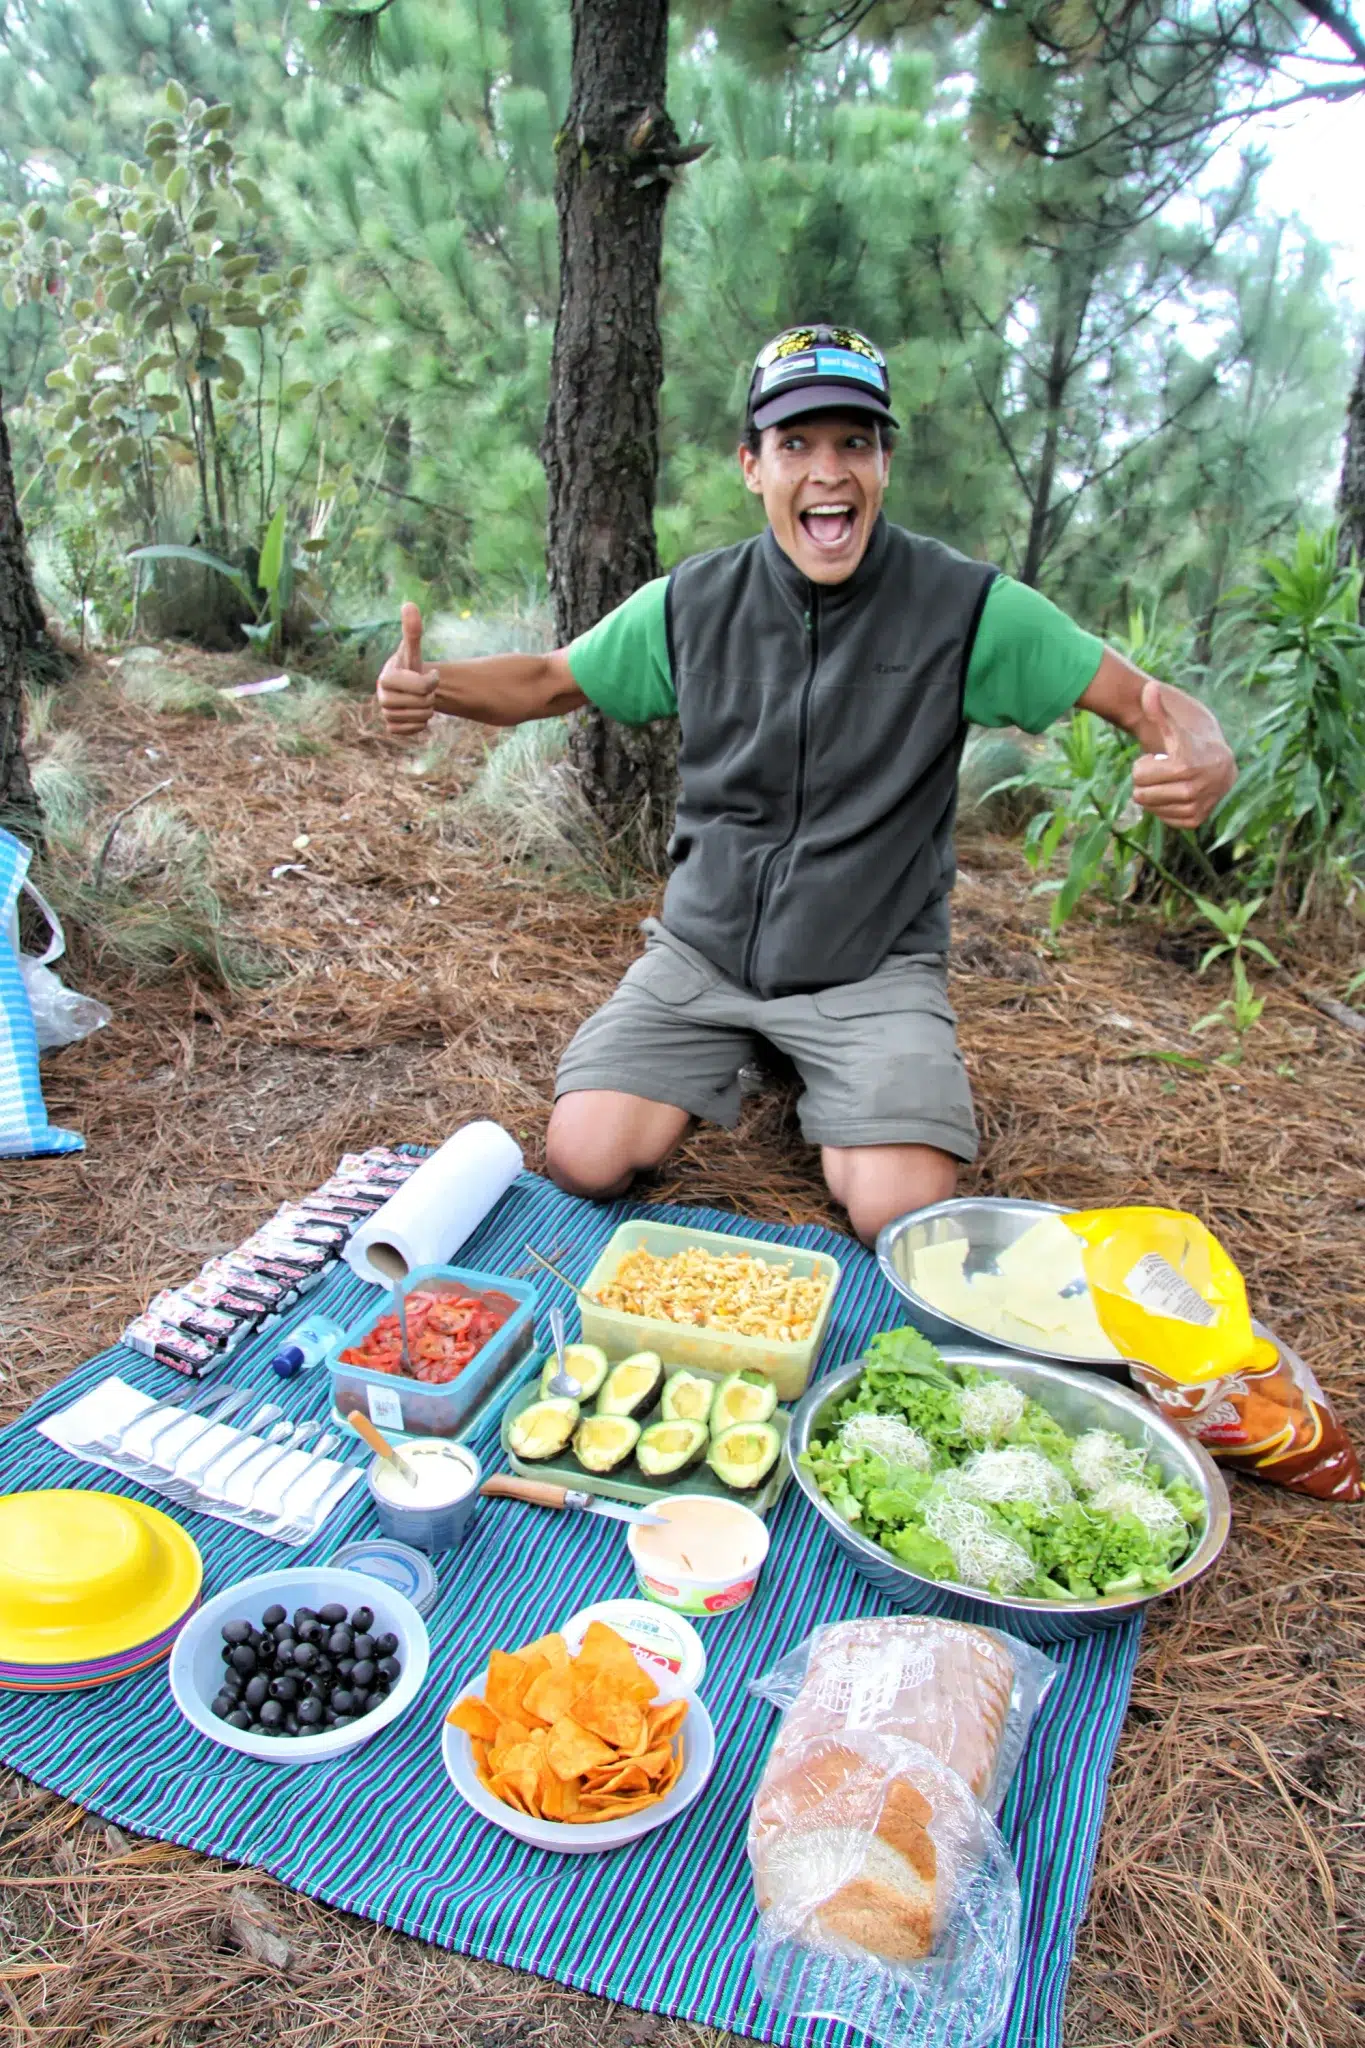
[{"xmin": 738, "ymin": 412, "xmax": 891, "ymax": 585}]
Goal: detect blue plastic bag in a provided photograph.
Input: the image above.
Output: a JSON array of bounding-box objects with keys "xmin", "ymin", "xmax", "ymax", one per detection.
[{"xmin": 0, "ymin": 826, "xmax": 84, "ymax": 1157}]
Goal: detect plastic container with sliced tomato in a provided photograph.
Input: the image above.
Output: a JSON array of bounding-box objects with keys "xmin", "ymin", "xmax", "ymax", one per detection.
[{"xmin": 325, "ymin": 1264, "xmax": 537, "ymax": 1440}]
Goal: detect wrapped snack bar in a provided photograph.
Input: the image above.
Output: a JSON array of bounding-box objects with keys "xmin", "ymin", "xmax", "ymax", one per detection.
[{"xmin": 745, "ymin": 1616, "xmax": 1057, "ymax": 2048}]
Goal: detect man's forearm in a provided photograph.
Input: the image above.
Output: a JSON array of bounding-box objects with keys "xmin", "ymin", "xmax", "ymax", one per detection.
[{"xmin": 432, "ymin": 651, "xmax": 586, "ymax": 727}]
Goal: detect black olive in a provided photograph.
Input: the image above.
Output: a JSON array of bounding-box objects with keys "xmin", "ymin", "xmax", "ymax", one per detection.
[
  {"xmin": 292, "ymin": 1607, "xmax": 317, "ymax": 1630},
  {"xmin": 377, "ymin": 1656, "xmax": 401, "ymax": 1683},
  {"xmin": 226, "ymin": 1709, "xmax": 252, "ymax": 1730},
  {"xmin": 362, "ymin": 1689, "xmax": 386, "ymax": 1713},
  {"xmin": 229, "ymin": 1644, "xmax": 257, "ymax": 1675},
  {"xmin": 350, "ymin": 1658, "xmax": 376, "ymax": 1689},
  {"xmin": 297, "ymin": 1697, "xmax": 323, "ymax": 1726},
  {"xmin": 374, "ymin": 1632, "xmax": 399, "ymax": 1659},
  {"xmin": 317, "ymin": 1601, "xmax": 347, "ymax": 1627},
  {"xmin": 211, "ymin": 1694, "xmax": 234, "ymax": 1719},
  {"xmin": 307, "ymin": 1675, "xmax": 330, "ymax": 1700},
  {"xmin": 243, "ymin": 1674, "xmax": 270, "ymax": 1708},
  {"xmin": 336, "ymin": 1657, "xmax": 356, "ymax": 1680},
  {"xmin": 268, "ymin": 1675, "xmax": 299, "ymax": 1704},
  {"xmin": 349, "ymin": 1606, "xmax": 375, "ymax": 1634},
  {"xmin": 330, "ymin": 1714, "xmax": 355, "ymax": 1729},
  {"xmin": 285, "ymin": 1713, "xmax": 300, "ymax": 1736},
  {"xmin": 221, "ymin": 1619, "xmax": 252, "ymax": 1646},
  {"xmin": 327, "ymin": 1626, "xmax": 353, "ymax": 1657},
  {"xmin": 323, "ymin": 1709, "xmax": 338, "ymax": 1727},
  {"xmin": 330, "ymin": 1688, "xmax": 355, "ymax": 1715},
  {"xmin": 295, "ymin": 1617, "xmax": 321, "ymax": 1643},
  {"xmin": 292, "ymin": 1642, "xmax": 317, "ymax": 1669},
  {"xmin": 351, "ymin": 1633, "xmax": 375, "ymax": 1661},
  {"xmin": 261, "ymin": 1604, "xmax": 287, "ymax": 1628},
  {"xmin": 258, "ymin": 1701, "xmax": 285, "ymax": 1730}
]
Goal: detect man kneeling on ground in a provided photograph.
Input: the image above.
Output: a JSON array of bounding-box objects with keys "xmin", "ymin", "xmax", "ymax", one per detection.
[{"xmin": 377, "ymin": 324, "xmax": 1236, "ymax": 1244}]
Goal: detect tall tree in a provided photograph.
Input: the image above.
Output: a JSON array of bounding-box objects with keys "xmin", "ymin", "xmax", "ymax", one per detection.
[
  {"xmin": 1341, "ymin": 333, "xmax": 1365, "ymax": 614},
  {"xmin": 0, "ymin": 388, "xmax": 52, "ymax": 846},
  {"xmin": 543, "ymin": 0, "xmax": 698, "ymax": 865}
]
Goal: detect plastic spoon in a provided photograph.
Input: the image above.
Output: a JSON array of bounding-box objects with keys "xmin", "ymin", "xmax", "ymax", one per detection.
[{"xmin": 346, "ymin": 1409, "xmax": 419, "ymax": 1489}]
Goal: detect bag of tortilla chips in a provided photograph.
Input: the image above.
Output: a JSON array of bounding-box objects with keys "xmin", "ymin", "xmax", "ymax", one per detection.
[{"xmin": 1064, "ymin": 1206, "xmax": 1361, "ymax": 1503}]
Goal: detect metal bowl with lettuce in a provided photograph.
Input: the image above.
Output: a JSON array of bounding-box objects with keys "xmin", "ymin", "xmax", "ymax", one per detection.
[{"xmin": 789, "ymin": 1328, "xmax": 1229, "ymax": 1643}]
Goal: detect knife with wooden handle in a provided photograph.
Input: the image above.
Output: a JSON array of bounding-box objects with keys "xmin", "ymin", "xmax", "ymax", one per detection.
[{"xmin": 479, "ymin": 1472, "xmax": 663, "ymax": 1525}]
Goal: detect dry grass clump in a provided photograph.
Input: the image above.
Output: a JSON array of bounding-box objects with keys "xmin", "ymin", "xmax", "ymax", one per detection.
[{"xmin": 1, "ymin": 655, "xmax": 1362, "ymax": 2048}]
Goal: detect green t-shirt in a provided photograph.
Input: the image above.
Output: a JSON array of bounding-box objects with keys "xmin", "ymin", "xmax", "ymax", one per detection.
[{"xmin": 566, "ymin": 568, "xmax": 1103, "ymax": 732}]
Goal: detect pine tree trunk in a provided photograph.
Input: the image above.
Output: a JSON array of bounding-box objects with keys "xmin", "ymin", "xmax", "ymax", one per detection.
[
  {"xmin": 542, "ymin": 0, "xmax": 679, "ymax": 871},
  {"xmin": 0, "ymin": 386, "xmax": 50, "ymax": 850},
  {"xmin": 1340, "ymin": 331, "xmax": 1365, "ymax": 620}
]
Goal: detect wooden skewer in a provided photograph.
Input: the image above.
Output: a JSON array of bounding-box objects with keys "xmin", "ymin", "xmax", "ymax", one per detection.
[
  {"xmin": 522, "ymin": 1242, "xmax": 600, "ymax": 1301},
  {"xmin": 346, "ymin": 1410, "xmax": 419, "ymax": 1488}
]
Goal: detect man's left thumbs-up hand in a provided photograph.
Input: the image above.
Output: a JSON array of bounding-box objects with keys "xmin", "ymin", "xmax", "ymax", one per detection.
[{"xmin": 1130, "ymin": 678, "xmax": 1237, "ymax": 830}]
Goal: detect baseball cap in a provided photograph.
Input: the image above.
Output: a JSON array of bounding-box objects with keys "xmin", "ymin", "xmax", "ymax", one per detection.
[{"xmin": 746, "ymin": 324, "xmax": 899, "ymax": 433}]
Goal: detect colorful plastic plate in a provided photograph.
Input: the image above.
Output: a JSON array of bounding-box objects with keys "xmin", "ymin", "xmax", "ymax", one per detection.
[{"xmin": 0, "ymin": 1490, "xmax": 203, "ymax": 1667}]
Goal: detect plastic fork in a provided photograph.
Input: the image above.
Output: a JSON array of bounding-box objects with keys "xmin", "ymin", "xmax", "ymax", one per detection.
[
  {"xmin": 68, "ymin": 1378, "xmax": 237, "ymax": 1460},
  {"xmin": 199, "ymin": 1417, "xmax": 298, "ymax": 1505},
  {"xmin": 234, "ymin": 1419, "xmax": 328, "ymax": 1515},
  {"xmin": 112, "ymin": 1385, "xmax": 253, "ymax": 1476},
  {"xmin": 263, "ymin": 1437, "xmax": 352, "ymax": 1541},
  {"xmin": 176, "ymin": 1401, "xmax": 284, "ymax": 1495},
  {"xmin": 238, "ymin": 1425, "xmax": 336, "ymax": 1531}
]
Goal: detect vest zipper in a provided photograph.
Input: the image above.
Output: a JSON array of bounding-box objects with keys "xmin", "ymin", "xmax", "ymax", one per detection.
[{"xmin": 741, "ymin": 586, "xmax": 820, "ymax": 991}]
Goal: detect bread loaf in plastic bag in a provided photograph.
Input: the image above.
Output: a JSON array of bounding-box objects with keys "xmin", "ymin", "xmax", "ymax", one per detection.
[{"xmin": 746, "ymin": 1615, "xmax": 1058, "ymax": 2047}]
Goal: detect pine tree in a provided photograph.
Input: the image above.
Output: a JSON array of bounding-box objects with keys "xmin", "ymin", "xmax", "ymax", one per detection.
[{"xmin": 0, "ymin": 388, "xmax": 56, "ymax": 847}]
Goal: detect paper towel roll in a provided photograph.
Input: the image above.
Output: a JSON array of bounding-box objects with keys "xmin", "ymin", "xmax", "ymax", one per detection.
[{"xmin": 345, "ymin": 1121, "xmax": 523, "ymax": 1284}]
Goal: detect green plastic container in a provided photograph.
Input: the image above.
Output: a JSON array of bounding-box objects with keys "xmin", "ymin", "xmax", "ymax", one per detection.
[
  {"xmin": 499, "ymin": 1380, "xmax": 792, "ymax": 1518},
  {"xmin": 578, "ymin": 1220, "xmax": 840, "ymax": 1403}
]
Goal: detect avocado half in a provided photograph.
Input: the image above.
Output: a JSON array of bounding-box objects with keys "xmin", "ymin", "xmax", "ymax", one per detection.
[
  {"xmin": 712, "ymin": 1370, "xmax": 778, "ymax": 1431},
  {"xmin": 708, "ymin": 1419, "xmax": 781, "ymax": 1490},
  {"xmin": 636, "ymin": 1418, "xmax": 708, "ymax": 1479},
  {"xmin": 573, "ymin": 1412, "xmax": 641, "ymax": 1474},
  {"xmin": 538, "ymin": 1342, "xmax": 610, "ymax": 1402},
  {"xmin": 660, "ymin": 1370, "xmax": 715, "ymax": 1426},
  {"xmin": 508, "ymin": 1396, "xmax": 579, "ymax": 1462},
  {"xmin": 595, "ymin": 1351, "xmax": 664, "ymax": 1419}
]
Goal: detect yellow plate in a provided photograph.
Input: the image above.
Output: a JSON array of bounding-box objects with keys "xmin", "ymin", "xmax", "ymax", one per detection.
[{"xmin": 0, "ymin": 1490, "xmax": 203, "ymax": 1666}]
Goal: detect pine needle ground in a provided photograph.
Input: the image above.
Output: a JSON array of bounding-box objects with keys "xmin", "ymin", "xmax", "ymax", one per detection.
[{"xmin": 2, "ymin": 655, "xmax": 1362, "ymax": 2048}]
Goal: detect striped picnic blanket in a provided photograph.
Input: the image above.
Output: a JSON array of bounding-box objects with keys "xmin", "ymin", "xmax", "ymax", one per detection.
[{"xmin": 0, "ymin": 1173, "xmax": 1141, "ymax": 2047}]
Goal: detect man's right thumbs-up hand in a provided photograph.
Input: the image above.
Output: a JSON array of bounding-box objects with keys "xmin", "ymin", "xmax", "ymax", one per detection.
[{"xmin": 376, "ymin": 601, "xmax": 440, "ymax": 736}]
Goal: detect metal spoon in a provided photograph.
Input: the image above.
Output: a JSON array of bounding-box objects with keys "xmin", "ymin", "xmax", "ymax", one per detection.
[{"xmin": 544, "ymin": 1302, "xmax": 582, "ymax": 1399}]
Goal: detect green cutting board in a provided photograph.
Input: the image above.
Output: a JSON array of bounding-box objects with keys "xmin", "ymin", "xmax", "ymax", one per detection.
[{"xmin": 498, "ymin": 1379, "xmax": 793, "ymax": 1519}]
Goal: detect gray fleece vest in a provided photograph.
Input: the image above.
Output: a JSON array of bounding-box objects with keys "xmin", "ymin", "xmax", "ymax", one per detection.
[{"xmin": 661, "ymin": 517, "xmax": 997, "ymax": 998}]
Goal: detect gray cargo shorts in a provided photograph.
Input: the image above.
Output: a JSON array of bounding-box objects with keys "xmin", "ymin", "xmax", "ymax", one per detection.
[{"xmin": 555, "ymin": 919, "xmax": 977, "ymax": 1159}]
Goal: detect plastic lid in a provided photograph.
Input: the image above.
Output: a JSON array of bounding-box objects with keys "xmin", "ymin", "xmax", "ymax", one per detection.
[
  {"xmin": 329, "ymin": 1539, "xmax": 439, "ymax": 1617},
  {"xmin": 562, "ymin": 1597, "xmax": 706, "ymax": 1692}
]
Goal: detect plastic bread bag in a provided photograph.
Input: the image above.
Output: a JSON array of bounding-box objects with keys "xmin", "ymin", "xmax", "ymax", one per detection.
[
  {"xmin": 749, "ymin": 1730, "xmax": 1020, "ymax": 2048},
  {"xmin": 1066, "ymin": 1207, "xmax": 1361, "ymax": 1502},
  {"xmin": 747, "ymin": 1613, "xmax": 1059, "ymax": 1816},
  {"xmin": 743, "ymin": 1617, "xmax": 1058, "ymax": 2048}
]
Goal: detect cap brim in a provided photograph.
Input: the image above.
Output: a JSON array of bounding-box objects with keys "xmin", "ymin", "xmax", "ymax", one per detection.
[{"xmin": 751, "ymin": 385, "xmax": 899, "ymax": 432}]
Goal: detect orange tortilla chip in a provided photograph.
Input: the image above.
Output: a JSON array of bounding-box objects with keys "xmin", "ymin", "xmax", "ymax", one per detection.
[
  {"xmin": 518, "ymin": 1631, "xmax": 570, "ymax": 1671},
  {"xmin": 446, "ymin": 1696, "xmax": 500, "ymax": 1742},
  {"xmin": 545, "ymin": 1714, "xmax": 617, "ymax": 1781},
  {"xmin": 598, "ymin": 1763, "xmax": 650, "ymax": 1796},
  {"xmin": 647, "ymin": 1700, "xmax": 687, "ymax": 1743},
  {"xmin": 485, "ymin": 1650, "xmax": 534, "ymax": 1722},
  {"xmin": 636, "ymin": 1746, "xmax": 675, "ymax": 1782},
  {"xmin": 566, "ymin": 1793, "xmax": 662, "ymax": 1822},
  {"xmin": 523, "ymin": 1667, "xmax": 578, "ymax": 1727},
  {"xmin": 573, "ymin": 1623, "xmax": 656, "ymax": 1703},
  {"xmin": 572, "ymin": 1678, "xmax": 645, "ymax": 1753}
]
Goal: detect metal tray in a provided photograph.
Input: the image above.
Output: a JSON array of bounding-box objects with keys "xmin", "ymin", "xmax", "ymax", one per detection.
[{"xmin": 498, "ymin": 1380, "xmax": 793, "ymax": 1519}]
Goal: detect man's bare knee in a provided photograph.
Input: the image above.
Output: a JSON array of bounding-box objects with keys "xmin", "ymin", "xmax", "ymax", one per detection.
[
  {"xmin": 822, "ymin": 1143, "xmax": 959, "ymax": 1248},
  {"xmin": 545, "ymin": 1091, "xmax": 691, "ymax": 1201}
]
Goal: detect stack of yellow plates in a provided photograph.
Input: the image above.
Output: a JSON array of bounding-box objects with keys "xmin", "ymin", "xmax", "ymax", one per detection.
[{"xmin": 0, "ymin": 1490, "xmax": 203, "ymax": 1692}]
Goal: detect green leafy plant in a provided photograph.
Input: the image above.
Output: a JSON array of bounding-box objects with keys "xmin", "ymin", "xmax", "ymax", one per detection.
[
  {"xmin": 0, "ymin": 85, "xmax": 321, "ymax": 558},
  {"xmin": 1212, "ymin": 526, "xmax": 1365, "ymax": 916},
  {"xmin": 1189, "ymin": 896, "xmax": 1280, "ymax": 1060}
]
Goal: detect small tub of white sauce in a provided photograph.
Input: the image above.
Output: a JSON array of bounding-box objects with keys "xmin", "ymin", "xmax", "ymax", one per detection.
[{"xmin": 366, "ymin": 1439, "xmax": 482, "ymax": 1554}]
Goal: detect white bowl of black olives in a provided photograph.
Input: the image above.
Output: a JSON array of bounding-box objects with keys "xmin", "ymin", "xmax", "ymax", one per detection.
[{"xmin": 169, "ymin": 1567, "xmax": 430, "ymax": 1763}]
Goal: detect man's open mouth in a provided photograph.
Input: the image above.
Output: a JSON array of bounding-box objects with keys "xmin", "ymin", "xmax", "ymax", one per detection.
[{"xmin": 799, "ymin": 503, "xmax": 857, "ymax": 549}]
